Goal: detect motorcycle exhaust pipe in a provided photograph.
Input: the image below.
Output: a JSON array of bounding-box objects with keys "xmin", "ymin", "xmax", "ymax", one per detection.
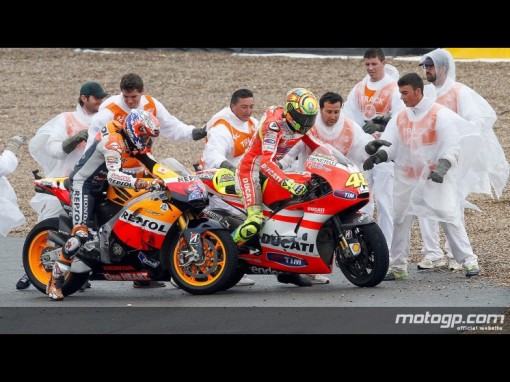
[{"xmin": 47, "ymin": 231, "xmax": 66, "ymax": 247}]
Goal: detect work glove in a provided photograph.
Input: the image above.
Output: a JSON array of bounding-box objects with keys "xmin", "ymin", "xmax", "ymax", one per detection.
[
  {"xmin": 281, "ymin": 178, "xmax": 307, "ymax": 196},
  {"xmin": 362, "ymin": 120, "xmax": 384, "ymax": 135},
  {"xmin": 6, "ymin": 135, "xmax": 27, "ymax": 156},
  {"xmin": 371, "ymin": 112, "xmax": 392, "ymax": 127},
  {"xmin": 220, "ymin": 160, "xmax": 236, "ymax": 173},
  {"xmin": 62, "ymin": 129, "xmax": 89, "ymax": 154},
  {"xmin": 192, "ymin": 125, "xmax": 207, "ymax": 141},
  {"xmin": 363, "ymin": 150, "xmax": 388, "ymax": 171},
  {"xmin": 428, "ymin": 158, "xmax": 451, "ymax": 183},
  {"xmin": 365, "ymin": 139, "xmax": 392, "ymax": 155}
]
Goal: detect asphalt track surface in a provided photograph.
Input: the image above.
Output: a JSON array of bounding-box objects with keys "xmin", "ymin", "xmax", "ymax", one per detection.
[{"xmin": 1, "ymin": 236, "xmax": 508, "ymax": 334}]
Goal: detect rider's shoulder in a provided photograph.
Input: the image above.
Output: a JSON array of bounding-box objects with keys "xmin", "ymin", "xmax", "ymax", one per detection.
[{"xmin": 261, "ymin": 106, "xmax": 285, "ymax": 133}]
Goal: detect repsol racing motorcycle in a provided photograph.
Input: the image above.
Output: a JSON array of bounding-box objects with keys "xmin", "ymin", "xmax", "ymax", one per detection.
[
  {"xmin": 23, "ymin": 158, "xmax": 238, "ymax": 296},
  {"xmin": 196, "ymin": 144, "xmax": 389, "ymax": 290}
]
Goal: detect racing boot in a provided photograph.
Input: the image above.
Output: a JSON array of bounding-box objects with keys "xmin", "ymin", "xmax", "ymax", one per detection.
[
  {"xmin": 47, "ymin": 256, "xmax": 71, "ymax": 301},
  {"xmin": 47, "ymin": 225, "xmax": 89, "ymax": 301},
  {"xmin": 232, "ymin": 205, "xmax": 264, "ymax": 244}
]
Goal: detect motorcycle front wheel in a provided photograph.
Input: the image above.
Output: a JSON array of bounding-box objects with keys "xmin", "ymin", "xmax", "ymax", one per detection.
[
  {"xmin": 169, "ymin": 229, "xmax": 239, "ymax": 295},
  {"xmin": 22, "ymin": 218, "xmax": 89, "ymax": 296},
  {"xmin": 337, "ymin": 222, "xmax": 389, "ymax": 287}
]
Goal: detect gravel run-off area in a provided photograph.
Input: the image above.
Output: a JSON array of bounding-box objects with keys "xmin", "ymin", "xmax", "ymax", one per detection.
[{"xmin": 1, "ymin": 48, "xmax": 509, "ymax": 291}]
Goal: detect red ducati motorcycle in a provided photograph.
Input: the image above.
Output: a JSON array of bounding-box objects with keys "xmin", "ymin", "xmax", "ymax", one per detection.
[
  {"xmin": 196, "ymin": 144, "xmax": 389, "ymax": 290},
  {"xmin": 23, "ymin": 158, "xmax": 239, "ymax": 297}
]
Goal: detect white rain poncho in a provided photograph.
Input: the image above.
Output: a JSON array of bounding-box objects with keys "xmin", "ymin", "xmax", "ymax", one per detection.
[
  {"xmin": 420, "ymin": 48, "xmax": 509, "ymax": 199},
  {"xmin": 86, "ymin": 94, "xmax": 196, "ymax": 150},
  {"xmin": 29, "ymin": 104, "xmax": 92, "ymax": 221},
  {"xmin": 381, "ymin": 95, "xmax": 481, "ymax": 224},
  {"xmin": 201, "ymin": 106, "xmax": 258, "ymax": 169},
  {"xmin": 0, "ymin": 149, "xmax": 25, "ymax": 236},
  {"xmin": 343, "ymin": 64, "xmax": 404, "ymax": 127},
  {"xmin": 200, "ymin": 106, "xmax": 258, "ymax": 213}
]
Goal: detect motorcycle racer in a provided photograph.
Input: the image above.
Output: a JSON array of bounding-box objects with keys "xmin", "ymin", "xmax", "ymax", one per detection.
[
  {"xmin": 233, "ymin": 88, "xmax": 322, "ymax": 246},
  {"xmin": 47, "ymin": 109, "xmax": 164, "ymax": 300}
]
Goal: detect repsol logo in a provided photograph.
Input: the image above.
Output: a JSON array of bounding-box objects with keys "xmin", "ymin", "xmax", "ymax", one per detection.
[
  {"xmin": 260, "ymin": 233, "xmax": 315, "ymax": 252},
  {"xmin": 120, "ymin": 211, "xmax": 168, "ymax": 233},
  {"xmin": 72, "ymin": 190, "xmax": 88, "ymax": 224}
]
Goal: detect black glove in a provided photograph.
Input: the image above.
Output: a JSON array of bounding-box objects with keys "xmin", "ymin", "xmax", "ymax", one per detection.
[
  {"xmin": 363, "ymin": 150, "xmax": 388, "ymax": 171},
  {"xmin": 220, "ymin": 160, "xmax": 236, "ymax": 173},
  {"xmin": 428, "ymin": 158, "xmax": 451, "ymax": 183},
  {"xmin": 362, "ymin": 120, "xmax": 384, "ymax": 135},
  {"xmin": 6, "ymin": 135, "xmax": 26, "ymax": 156},
  {"xmin": 371, "ymin": 112, "xmax": 392, "ymax": 127},
  {"xmin": 192, "ymin": 125, "xmax": 207, "ymax": 141},
  {"xmin": 62, "ymin": 129, "xmax": 88, "ymax": 154},
  {"xmin": 365, "ymin": 139, "xmax": 392, "ymax": 155}
]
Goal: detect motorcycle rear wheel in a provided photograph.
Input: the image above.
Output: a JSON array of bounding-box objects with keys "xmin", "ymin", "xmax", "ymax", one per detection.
[
  {"xmin": 169, "ymin": 229, "xmax": 239, "ymax": 295},
  {"xmin": 22, "ymin": 218, "xmax": 89, "ymax": 296},
  {"xmin": 337, "ymin": 222, "xmax": 389, "ymax": 287}
]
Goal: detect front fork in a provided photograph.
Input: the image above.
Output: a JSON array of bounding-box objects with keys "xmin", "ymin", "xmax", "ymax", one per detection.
[
  {"xmin": 332, "ymin": 212, "xmax": 374, "ymax": 260},
  {"xmin": 175, "ymin": 214, "xmax": 227, "ymax": 267},
  {"xmin": 177, "ymin": 214, "xmax": 204, "ymax": 266}
]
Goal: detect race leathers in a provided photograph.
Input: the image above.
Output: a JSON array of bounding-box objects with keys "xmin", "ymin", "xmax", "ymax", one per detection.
[
  {"xmin": 236, "ymin": 106, "xmax": 322, "ymax": 208},
  {"xmin": 69, "ymin": 120, "xmax": 157, "ymax": 228}
]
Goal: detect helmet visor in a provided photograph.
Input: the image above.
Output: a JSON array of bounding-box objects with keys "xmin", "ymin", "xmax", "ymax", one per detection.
[
  {"xmin": 289, "ymin": 108, "xmax": 317, "ymax": 130},
  {"xmin": 140, "ymin": 134, "xmax": 154, "ymax": 149}
]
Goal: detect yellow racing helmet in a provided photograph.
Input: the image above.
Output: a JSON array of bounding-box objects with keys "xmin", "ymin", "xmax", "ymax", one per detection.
[
  {"xmin": 213, "ymin": 168, "xmax": 236, "ymax": 194},
  {"xmin": 284, "ymin": 88, "xmax": 318, "ymax": 134}
]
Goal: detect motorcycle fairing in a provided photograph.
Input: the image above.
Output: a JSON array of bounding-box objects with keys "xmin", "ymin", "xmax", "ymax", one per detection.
[
  {"xmin": 112, "ymin": 198, "xmax": 182, "ymax": 250},
  {"xmin": 34, "ymin": 177, "xmax": 71, "ymax": 205}
]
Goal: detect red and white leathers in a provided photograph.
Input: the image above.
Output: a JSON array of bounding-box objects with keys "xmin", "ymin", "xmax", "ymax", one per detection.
[
  {"xmin": 200, "ymin": 106, "xmax": 258, "ymax": 211},
  {"xmin": 343, "ymin": 64, "xmax": 405, "ymax": 249},
  {"xmin": 86, "ymin": 94, "xmax": 196, "ymax": 150},
  {"xmin": 380, "ymin": 95, "xmax": 481, "ymax": 273},
  {"xmin": 418, "ymin": 48, "xmax": 510, "ymax": 264},
  {"xmin": 0, "ymin": 147, "xmax": 25, "ymax": 236},
  {"xmin": 29, "ymin": 104, "xmax": 94, "ymax": 221},
  {"xmin": 279, "ymin": 111, "xmax": 372, "ymax": 171},
  {"xmin": 70, "ymin": 121, "xmax": 158, "ymax": 231},
  {"xmin": 235, "ymin": 106, "xmax": 322, "ymax": 208}
]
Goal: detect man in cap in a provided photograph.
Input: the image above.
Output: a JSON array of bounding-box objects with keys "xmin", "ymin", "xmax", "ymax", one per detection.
[
  {"xmin": 416, "ymin": 48, "xmax": 509, "ymax": 272},
  {"xmin": 16, "ymin": 81, "xmax": 109, "ymax": 290}
]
